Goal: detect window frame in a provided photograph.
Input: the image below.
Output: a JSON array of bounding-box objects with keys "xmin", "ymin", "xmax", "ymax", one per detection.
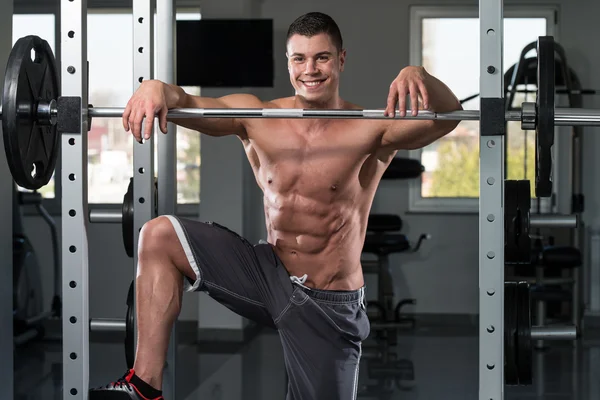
[
  {"xmin": 14, "ymin": 3, "xmax": 202, "ymax": 217},
  {"xmin": 407, "ymin": 5, "xmax": 559, "ymax": 214}
]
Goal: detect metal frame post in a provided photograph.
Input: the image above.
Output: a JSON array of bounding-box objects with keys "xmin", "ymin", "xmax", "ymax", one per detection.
[
  {"xmin": 132, "ymin": 0, "xmax": 156, "ymax": 387},
  {"xmin": 156, "ymin": 0, "xmax": 177, "ymax": 397},
  {"xmin": 479, "ymin": 0, "xmax": 505, "ymax": 399},
  {"xmin": 0, "ymin": 1, "xmax": 14, "ymax": 397},
  {"xmin": 61, "ymin": 0, "xmax": 90, "ymax": 398}
]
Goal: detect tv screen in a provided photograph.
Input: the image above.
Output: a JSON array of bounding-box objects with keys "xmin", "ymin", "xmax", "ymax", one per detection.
[{"xmin": 176, "ymin": 19, "xmax": 274, "ymax": 88}]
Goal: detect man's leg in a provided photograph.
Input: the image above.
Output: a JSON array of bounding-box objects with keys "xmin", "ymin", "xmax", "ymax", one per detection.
[
  {"xmin": 132, "ymin": 215, "xmax": 196, "ymax": 389},
  {"xmin": 276, "ymin": 285, "xmax": 370, "ymax": 400},
  {"xmin": 90, "ymin": 216, "xmax": 278, "ymax": 399}
]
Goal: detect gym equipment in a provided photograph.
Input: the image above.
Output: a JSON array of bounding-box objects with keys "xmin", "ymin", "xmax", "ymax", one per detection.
[
  {"xmin": 2, "ymin": 36, "xmax": 60, "ymax": 191},
  {"xmin": 503, "ymin": 281, "xmax": 577, "ymax": 385},
  {"xmin": 12, "ymin": 184, "xmax": 61, "ymax": 346},
  {"xmin": 0, "ymin": 0, "xmax": 596, "ymax": 397},
  {"xmin": 2, "ymin": 37, "xmax": 600, "ymax": 196}
]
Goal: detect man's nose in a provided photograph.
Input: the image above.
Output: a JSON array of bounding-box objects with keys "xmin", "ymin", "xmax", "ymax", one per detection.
[{"xmin": 304, "ymin": 59, "xmax": 318, "ymax": 74}]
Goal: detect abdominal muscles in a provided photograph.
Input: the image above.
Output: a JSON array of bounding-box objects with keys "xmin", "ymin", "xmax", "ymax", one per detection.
[{"xmin": 262, "ymin": 168, "xmax": 370, "ymax": 290}]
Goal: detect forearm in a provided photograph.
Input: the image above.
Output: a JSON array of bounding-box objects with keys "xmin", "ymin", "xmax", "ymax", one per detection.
[
  {"xmin": 164, "ymin": 84, "xmax": 241, "ymax": 135},
  {"xmin": 424, "ymin": 73, "xmax": 462, "ymax": 113}
]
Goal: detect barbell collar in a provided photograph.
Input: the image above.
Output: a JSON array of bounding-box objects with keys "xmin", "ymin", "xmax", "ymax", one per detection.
[
  {"xmin": 529, "ymin": 214, "xmax": 578, "ymax": 229},
  {"xmin": 530, "ymin": 325, "xmax": 577, "ymax": 340},
  {"xmin": 89, "ymin": 209, "xmax": 122, "ymax": 223}
]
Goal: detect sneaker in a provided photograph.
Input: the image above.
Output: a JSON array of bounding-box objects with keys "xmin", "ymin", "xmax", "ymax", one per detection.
[{"xmin": 89, "ymin": 369, "xmax": 164, "ymax": 400}]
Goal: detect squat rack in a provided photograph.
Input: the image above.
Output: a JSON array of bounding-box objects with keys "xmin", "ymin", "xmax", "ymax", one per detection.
[
  {"xmin": 0, "ymin": 0, "xmax": 566, "ymax": 399},
  {"xmin": 61, "ymin": 0, "xmax": 177, "ymax": 398}
]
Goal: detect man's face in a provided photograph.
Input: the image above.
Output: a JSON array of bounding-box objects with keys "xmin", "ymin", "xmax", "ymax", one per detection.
[{"xmin": 286, "ymin": 33, "xmax": 346, "ymax": 104}]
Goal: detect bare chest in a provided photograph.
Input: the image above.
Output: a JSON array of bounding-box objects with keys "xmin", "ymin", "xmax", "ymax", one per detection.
[{"xmin": 244, "ymin": 120, "xmax": 383, "ymax": 194}]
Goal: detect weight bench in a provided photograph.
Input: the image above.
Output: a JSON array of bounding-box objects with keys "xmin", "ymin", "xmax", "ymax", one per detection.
[{"xmin": 362, "ymin": 214, "xmax": 429, "ymax": 343}]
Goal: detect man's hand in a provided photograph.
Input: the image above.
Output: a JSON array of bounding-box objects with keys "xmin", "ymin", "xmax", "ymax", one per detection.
[
  {"xmin": 384, "ymin": 66, "xmax": 430, "ymax": 118},
  {"xmin": 122, "ymin": 80, "xmax": 182, "ymax": 143}
]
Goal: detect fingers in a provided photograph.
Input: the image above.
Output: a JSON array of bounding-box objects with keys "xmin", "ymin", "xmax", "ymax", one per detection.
[
  {"xmin": 143, "ymin": 106, "xmax": 155, "ymax": 140},
  {"xmin": 159, "ymin": 108, "xmax": 168, "ymax": 134},
  {"xmin": 397, "ymin": 82, "xmax": 407, "ymax": 118},
  {"xmin": 409, "ymin": 82, "xmax": 419, "ymax": 116},
  {"xmin": 131, "ymin": 107, "xmax": 146, "ymax": 143},
  {"xmin": 418, "ymin": 82, "xmax": 429, "ymax": 110},
  {"xmin": 385, "ymin": 84, "xmax": 398, "ymax": 118},
  {"xmin": 122, "ymin": 102, "xmax": 131, "ymax": 132}
]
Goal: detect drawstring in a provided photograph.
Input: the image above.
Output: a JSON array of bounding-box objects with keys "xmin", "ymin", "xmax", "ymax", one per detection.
[{"xmin": 290, "ymin": 274, "xmax": 312, "ymax": 290}]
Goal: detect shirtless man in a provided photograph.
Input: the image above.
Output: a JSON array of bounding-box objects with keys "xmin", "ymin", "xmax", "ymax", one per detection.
[{"xmin": 90, "ymin": 11, "xmax": 461, "ymax": 400}]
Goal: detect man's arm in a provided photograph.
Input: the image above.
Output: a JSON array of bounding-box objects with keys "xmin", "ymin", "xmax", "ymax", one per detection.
[
  {"xmin": 380, "ymin": 67, "xmax": 463, "ymax": 150},
  {"xmin": 122, "ymin": 80, "xmax": 264, "ymax": 142}
]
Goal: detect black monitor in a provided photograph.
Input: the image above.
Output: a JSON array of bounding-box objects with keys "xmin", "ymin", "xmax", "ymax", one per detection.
[{"xmin": 176, "ymin": 19, "xmax": 274, "ymax": 88}]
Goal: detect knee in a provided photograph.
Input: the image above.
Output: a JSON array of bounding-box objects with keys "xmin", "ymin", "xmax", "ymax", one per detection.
[{"xmin": 138, "ymin": 216, "xmax": 177, "ymax": 255}]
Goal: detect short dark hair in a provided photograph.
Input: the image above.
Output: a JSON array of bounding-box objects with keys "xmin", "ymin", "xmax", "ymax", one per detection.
[{"xmin": 286, "ymin": 12, "xmax": 343, "ymax": 52}]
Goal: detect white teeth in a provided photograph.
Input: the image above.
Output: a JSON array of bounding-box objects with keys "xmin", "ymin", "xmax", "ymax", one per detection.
[{"xmin": 304, "ymin": 81, "xmax": 323, "ymax": 87}]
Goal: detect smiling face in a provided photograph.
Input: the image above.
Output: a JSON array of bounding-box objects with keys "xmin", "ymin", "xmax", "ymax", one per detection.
[{"xmin": 286, "ymin": 33, "xmax": 346, "ymax": 107}]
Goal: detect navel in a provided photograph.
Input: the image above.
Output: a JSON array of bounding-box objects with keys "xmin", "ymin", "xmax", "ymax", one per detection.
[{"xmin": 330, "ymin": 184, "xmax": 338, "ymax": 191}]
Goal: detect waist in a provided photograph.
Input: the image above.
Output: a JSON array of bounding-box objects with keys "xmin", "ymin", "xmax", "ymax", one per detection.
[{"xmin": 296, "ymin": 284, "xmax": 366, "ymax": 304}]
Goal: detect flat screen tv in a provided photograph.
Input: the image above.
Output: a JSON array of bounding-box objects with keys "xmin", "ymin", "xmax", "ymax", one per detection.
[{"xmin": 176, "ymin": 19, "xmax": 274, "ymax": 88}]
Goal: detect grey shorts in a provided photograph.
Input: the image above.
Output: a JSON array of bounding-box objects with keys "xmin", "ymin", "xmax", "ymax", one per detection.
[{"xmin": 165, "ymin": 216, "xmax": 371, "ymax": 400}]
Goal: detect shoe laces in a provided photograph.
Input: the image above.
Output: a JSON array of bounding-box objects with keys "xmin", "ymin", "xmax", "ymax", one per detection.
[{"xmin": 109, "ymin": 369, "xmax": 135, "ymax": 390}]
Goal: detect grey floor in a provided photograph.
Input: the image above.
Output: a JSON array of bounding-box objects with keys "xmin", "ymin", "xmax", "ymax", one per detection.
[{"xmin": 13, "ymin": 323, "xmax": 600, "ymax": 400}]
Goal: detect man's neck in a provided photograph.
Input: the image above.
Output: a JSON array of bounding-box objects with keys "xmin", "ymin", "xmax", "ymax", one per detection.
[{"xmin": 294, "ymin": 94, "xmax": 344, "ymax": 110}]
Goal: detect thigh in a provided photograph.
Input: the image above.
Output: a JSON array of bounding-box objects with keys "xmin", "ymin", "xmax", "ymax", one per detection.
[
  {"xmin": 166, "ymin": 216, "xmax": 291, "ymax": 329},
  {"xmin": 278, "ymin": 289, "xmax": 370, "ymax": 400}
]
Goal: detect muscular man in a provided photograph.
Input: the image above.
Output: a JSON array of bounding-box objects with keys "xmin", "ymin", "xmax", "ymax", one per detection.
[{"xmin": 90, "ymin": 11, "xmax": 461, "ymax": 400}]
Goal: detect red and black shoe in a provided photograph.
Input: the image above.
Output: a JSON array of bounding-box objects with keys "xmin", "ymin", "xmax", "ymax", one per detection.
[{"xmin": 89, "ymin": 369, "xmax": 164, "ymax": 400}]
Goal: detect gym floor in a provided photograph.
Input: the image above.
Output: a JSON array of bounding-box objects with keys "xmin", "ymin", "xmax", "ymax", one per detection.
[{"xmin": 14, "ymin": 323, "xmax": 600, "ymax": 400}]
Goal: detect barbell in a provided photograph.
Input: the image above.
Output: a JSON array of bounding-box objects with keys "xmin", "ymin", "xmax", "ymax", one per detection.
[{"xmin": 3, "ymin": 35, "xmax": 600, "ymax": 193}]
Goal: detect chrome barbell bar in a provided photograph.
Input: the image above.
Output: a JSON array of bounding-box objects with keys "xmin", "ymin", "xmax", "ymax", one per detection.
[{"xmin": 2, "ymin": 103, "xmax": 600, "ymax": 124}]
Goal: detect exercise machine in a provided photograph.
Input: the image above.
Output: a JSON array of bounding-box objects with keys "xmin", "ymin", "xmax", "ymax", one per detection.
[{"xmin": 12, "ymin": 183, "xmax": 61, "ymax": 347}]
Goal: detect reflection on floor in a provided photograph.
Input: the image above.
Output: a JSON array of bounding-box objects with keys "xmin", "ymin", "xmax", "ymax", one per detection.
[{"xmin": 14, "ymin": 324, "xmax": 600, "ymax": 399}]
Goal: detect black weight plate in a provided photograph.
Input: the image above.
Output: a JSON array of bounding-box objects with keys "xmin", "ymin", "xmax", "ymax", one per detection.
[
  {"xmin": 505, "ymin": 181, "xmax": 520, "ymax": 264},
  {"xmin": 125, "ymin": 280, "xmax": 135, "ymax": 369},
  {"xmin": 122, "ymin": 178, "xmax": 134, "ymax": 258},
  {"xmin": 517, "ymin": 281, "xmax": 533, "ymax": 385},
  {"xmin": 2, "ymin": 36, "xmax": 60, "ymax": 190},
  {"xmin": 517, "ymin": 180, "xmax": 532, "ymax": 264},
  {"xmin": 535, "ymin": 36, "xmax": 555, "ymax": 198},
  {"xmin": 504, "ymin": 281, "xmax": 519, "ymax": 385}
]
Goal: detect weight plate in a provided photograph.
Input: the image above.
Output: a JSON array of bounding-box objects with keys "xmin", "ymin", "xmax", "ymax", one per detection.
[
  {"xmin": 122, "ymin": 178, "xmax": 134, "ymax": 258},
  {"xmin": 505, "ymin": 181, "xmax": 523, "ymax": 264},
  {"xmin": 2, "ymin": 35, "xmax": 60, "ymax": 190},
  {"xmin": 535, "ymin": 36, "xmax": 555, "ymax": 198},
  {"xmin": 504, "ymin": 281, "xmax": 519, "ymax": 385},
  {"xmin": 517, "ymin": 281, "xmax": 533, "ymax": 385},
  {"xmin": 517, "ymin": 180, "xmax": 532, "ymax": 264},
  {"xmin": 125, "ymin": 279, "xmax": 135, "ymax": 369}
]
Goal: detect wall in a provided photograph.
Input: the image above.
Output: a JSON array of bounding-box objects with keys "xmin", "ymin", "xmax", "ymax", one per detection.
[{"xmin": 14, "ymin": 0, "xmax": 600, "ymax": 327}]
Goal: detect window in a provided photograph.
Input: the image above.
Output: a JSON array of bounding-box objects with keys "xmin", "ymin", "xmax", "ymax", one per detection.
[
  {"xmin": 408, "ymin": 6, "xmax": 557, "ymax": 213},
  {"xmin": 12, "ymin": 14, "xmax": 57, "ymax": 199},
  {"xmin": 87, "ymin": 10, "xmax": 201, "ymax": 206}
]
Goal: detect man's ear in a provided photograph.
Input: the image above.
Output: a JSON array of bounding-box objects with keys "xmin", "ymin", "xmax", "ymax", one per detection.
[
  {"xmin": 339, "ymin": 49, "xmax": 347, "ymax": 72},
  {"xmin": 286, "ymin": 52, "xmax": 291, "ymax": 70}
]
